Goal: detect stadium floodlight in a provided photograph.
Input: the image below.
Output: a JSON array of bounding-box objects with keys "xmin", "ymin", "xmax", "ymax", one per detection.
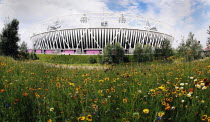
[
  {"xmin": 80, "ymin": 14, "xmax": 87, "ymax": 23},
  {"xmin": 119, "ymin": 14, "xmax": 126, "ymax": 23}
]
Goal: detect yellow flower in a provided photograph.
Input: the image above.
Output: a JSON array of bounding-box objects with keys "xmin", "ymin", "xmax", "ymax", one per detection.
[
  {"xmin": 133, "ymin": 112, "xmax": 140, "ymax": 119},
  {"xmin": 143, "ymin": 109, "xmax": 149, "ymax": 114},
  {"xmin": 48, "ymin": 119, "xmax": 52, "ymax": 122},
  {"xmin": 86, "ymin": 115, "xmax": 92, "ymax": 121},
  {"xmin": 123, "ymin": 98, "xmax": 128, "ymax": 103},
  {"xmin": 56, "ymin": 82, "xmax": 61, "ymax": 88},
  {"xmin": 202, "ymin": 115, "xmax": 208, "ymax": 121},
  {"xmin": 50, "ymin": 107, "xmax": 54, "ymax": 112},
  {"xmin": 68, "ymin": 82, "xmax": 75, "ymax": 86},
  {"xmin": 157, "ymin": 111, "xmax": 165, "ymax": 117},
  {"xmin": 35, "ymin": 93, "xmax": 40, "ymax": 98},
  {"xmin": 207, "ymin": 117, "xmax": 210, "ymax": 122},
  {"xmin": 78, "ymin": 116, "xmax": 85, "ymax": 121}
]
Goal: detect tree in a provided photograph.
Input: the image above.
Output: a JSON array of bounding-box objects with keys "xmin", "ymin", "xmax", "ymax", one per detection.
[
  {"xmin": 102, "ymin": 43, "xmax": 113, "ymax": 64},
  {"xmin": 160, "ymin": 39, "xmax": 173, "ymax": 59},
  {"xmin": 102, "ymin": 43, "xmax": 125, "ymax": 64},
  {"xmin": 207, "ymin": 26, "xmax": 210, "ymax": 46},
  {"xmin": 0, "ymin": 19, "xmax": 20, "ymax": 59},
  {"xmin": 133, "ymin": 43, "xmax": 143, "ymax": 62},
  {"xmin": 113, "ymin": 43, "xmax": 125, "ymax": 63},
  {"xmin": 142, "ymin": 44, "xmax": 154, "ymax": 62},
  {"xmin": 19, "ymin": 41, "xmax": 29, "ymax": 60},
  {"xmin": 178, "ymin": 32, "xmax": 203, "ymax": 61}
]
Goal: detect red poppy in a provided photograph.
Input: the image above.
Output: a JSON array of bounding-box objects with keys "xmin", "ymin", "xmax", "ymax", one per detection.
[{"xmin": 188, "ymin": 88, "xmax": 194, "ymax": 92}]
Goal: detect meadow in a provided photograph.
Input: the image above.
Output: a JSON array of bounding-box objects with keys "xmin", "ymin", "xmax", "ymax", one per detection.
[{"xmin": 0, "ymin": 56, "xmax": 210, "ymax": 121}]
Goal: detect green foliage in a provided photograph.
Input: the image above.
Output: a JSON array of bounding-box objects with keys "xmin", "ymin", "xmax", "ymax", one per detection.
[
  {"xmin": 142, "ymin": 44, "xmax": 154, "ymax": 62},
  {"xmin": 133, "ymin": 43, "xmax": 143, "ymax": 62},
  {"xmin": 0, "ymin": 19, "xmax": 20, "ymax": 59},
  {"xmin": 29, "ymin": 52, "xmax": 39, "ymax": 60},
  {"xmin": 88, "ymin": 56, "xmax": 97, "ymax": 64},
  {"xmin": 102, "ymin": 43, "xmax": 125, "ymax": 64},
  {"xmin": 18, "ymin": 41, "xmax": 29, "ymax": 60},
  {"xmin": 155, "ymin": 39, "xmax": 173, "ymax": 60},
  {"xmin": 133, "ymin": 44, "xmax": 154, "ymax": 62},
  {"xmin": 178, "ymin": 32, "xmax": 204, "ymax": 61},
  {"xmin": 207, "ymin": 26, "xmax": 210, "ymax": 46}
]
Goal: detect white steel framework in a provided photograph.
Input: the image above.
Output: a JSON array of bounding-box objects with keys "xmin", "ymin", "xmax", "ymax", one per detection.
[{"xmin": 31, "ymin": 28, "xmax": 173, "ymax": 52}]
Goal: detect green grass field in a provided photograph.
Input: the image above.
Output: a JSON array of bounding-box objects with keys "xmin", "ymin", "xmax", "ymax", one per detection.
[{"xmin": 0, "ymin": 56, "xmax": 210, "ymax": 121}]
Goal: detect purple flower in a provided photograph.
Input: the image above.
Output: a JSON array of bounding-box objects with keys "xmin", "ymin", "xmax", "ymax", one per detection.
[{"xmin": 5, "ymin": 104, "xmax": 9, "ymax": 107}]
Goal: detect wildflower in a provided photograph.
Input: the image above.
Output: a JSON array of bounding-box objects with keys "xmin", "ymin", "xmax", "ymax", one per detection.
[
  {"xmin": 180, "ymin": 83, "xmax": 184, "ymax": 86},
  {"xmin": 56, "ymin": 82, "xmax": 61, "ymax": 88},
  {"xmin": 15, "ymin": 99, "xmax": 20, "ymax": 102},
  {"xmin": 1, "ymin": 89, "xmax": 5, "ymax": 92},
  {"xmin": 106, "ymin": 89, "xmax": 110, "ymax": 93},
  {"xmin": 98, "ymin": 90, "xmax": 103, "ymax": 93},
  {"xmin": 195, "ymin": 84, "xmax": 201, "ymax": 89},
  {"xmin": 157, "ymin": 111, "xmax": 165, "ymax": 117},
  {"xmin": 171, "ymin": 106, "xmax": 175, "ymax": 110},
  {"xmin": 35, "ymin": 93, "xmax": 40, "ymax": 98},
  {"xmin": 202, "ymin": 86, "xmax": 207, "ymax": 90},
  {"xmin": 143, "ymin": 109, "xmax": 149, "ymax": 114},
  {"xmin": 200, "ymin": 83, "xmax": 205, "ymax": 86},
  {"xmin": 104, "ymin": 77, "xmax": 109, "ymax": 80},
  {"xmin": 69, "ymin": 82, "xmax": 75, "ymax": 86},
  {"xmin": 202, "ymin": 115, "xmax": 207, "ymax": 121},
  {"xmin": 194, "ymin": 79, "xmax": 197, "ymax": 82},
  {"xmin": 23, "ymin": 93, "xmax": 28, "ymax": 96},
  {"xmin": 123, "ymin": 98, "xmax": 128, "ymax": 103},
  {"xmin": 180, "ymin": 87, "xmax": 184, "ymax": 90},
  {"xmin": 92, "ymin": 104, "xmax": 98, "ymax": 109},
  {"xmin": 48, "ymin": 119, "xmax": 52, "ymax": 122},
  {"xmin": 138, "ymin": 90, "xmax": 142, "ymax": 93},
  {"xmin": 111, "ymin": 88, "xmax": 116, "ymax": 92},
  {"xmin": 188, "ymin": 88, "xmax": 194, "ymax": 92},
  {"xmin": 122, "ymin": 89, "xmax": 127, "ymax": 92},
  {"xmin": 185, "ymin": 83, "xmax": 188, "ymax": 85},
  {"xmin": 78, "ymin": 116, "xmax": 85, "ymax": 121},
  {"xmin": 5, "ymin": 104, "xmax": 9, "ymax": 107},
  {"xmin": 157, "ymin": 116, "xmax": 162, "ymax": 120},
  {"xmin": 190, "ymin": 77, "xmax": 194, "ymax": 79},
  {"xmin": 181, "ymin": 100, "xmax": 185, "ymax": 103},
  {"xmin": 50, "ymin": 107, "xmax": 54, "ymax": 112},
  {"xmin": 201, "ymin": 100, "xmax": 205, "ymax": 103},
  {"xmin": 207, "ymin": 117, "xmax": 210, "ymax": 122},
  {"xmin": 98, "ymin": 80, "xmax": 104, "ymax": 83},
  {"xmin": 187, "ymin": 93, "xmax": 192, "ymax": 97},
  {"xmin": 133, "ymin": 112, "xmax": 140, "ymax": 119},
  {"xmin": 86, "ymin": 115, "xmax": 92, "ymax": 121},
  {"xmin": 165, "ymin": 105, "xmax": 171, "ymax": 110}
]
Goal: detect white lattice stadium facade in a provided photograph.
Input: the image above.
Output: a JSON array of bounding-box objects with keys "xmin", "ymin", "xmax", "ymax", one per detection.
[
  {"xmin": 30, "ymin": 13, "xmax": 174, "ymax": 55},
  {"xmin": 31, "ymin": 28, "xmax": 173, "ymax": 55}
]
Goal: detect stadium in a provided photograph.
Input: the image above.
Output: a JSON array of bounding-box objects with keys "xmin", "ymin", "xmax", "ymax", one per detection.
[{"xmin": 30, "ymin": 13, "xmax": 174, "ymax": 55}]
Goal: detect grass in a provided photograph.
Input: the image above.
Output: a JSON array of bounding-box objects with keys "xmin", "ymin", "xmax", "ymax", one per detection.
[{"xmin": 0, "ymin": 56, "xmax": 210, "ymax": 121}]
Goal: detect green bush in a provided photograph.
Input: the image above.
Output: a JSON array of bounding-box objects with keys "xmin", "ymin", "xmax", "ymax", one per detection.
[{"xmin": 88, "ymin": 56, "xmax": 97, "ymax": 64}]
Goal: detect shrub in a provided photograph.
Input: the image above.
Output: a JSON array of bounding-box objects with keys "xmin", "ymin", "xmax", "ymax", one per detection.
[{"xmin": 88, "ymin": 56, "xmax": 97, "ymax": 64}]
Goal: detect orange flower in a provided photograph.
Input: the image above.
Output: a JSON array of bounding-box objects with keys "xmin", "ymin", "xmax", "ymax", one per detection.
[
  {"xmin": 23, "ymin": 93, "xmax": 28, "ymax": 96},
  {"xmin": 1, "ymin": 89, "xmax": 5, "ymax": 92}
]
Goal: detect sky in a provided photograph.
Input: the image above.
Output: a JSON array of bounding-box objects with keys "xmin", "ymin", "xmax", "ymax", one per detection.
[{"xmin": 0, "ymin": 0, "xmax": 209, "ymax": 49}]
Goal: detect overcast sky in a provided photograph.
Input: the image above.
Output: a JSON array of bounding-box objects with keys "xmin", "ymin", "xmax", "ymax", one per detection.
[{"xmin": 0, "ymin": 0, "xmax": 210, "ymax": 49}]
